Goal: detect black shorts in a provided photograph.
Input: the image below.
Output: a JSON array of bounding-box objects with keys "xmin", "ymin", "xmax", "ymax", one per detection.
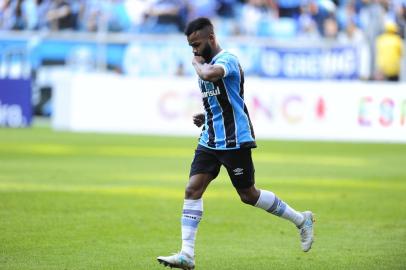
[{"xmin": 189, "ymin": 144, "xmax": 255, "ymax": 189}]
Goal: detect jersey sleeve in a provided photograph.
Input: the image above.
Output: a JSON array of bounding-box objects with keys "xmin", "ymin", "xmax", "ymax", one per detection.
[{"xmin": 213, "ymin": 54, "xmax": 239, "ymax": 78}]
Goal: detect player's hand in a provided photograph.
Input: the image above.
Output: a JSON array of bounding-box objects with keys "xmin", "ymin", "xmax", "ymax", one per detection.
[
  {"xmin": 193, "ymin": 113, "xmax": 205, "ymax": 127},
  {"xmin": 193, "ymin": 56, "xmax": 205, "ymax": 65}
]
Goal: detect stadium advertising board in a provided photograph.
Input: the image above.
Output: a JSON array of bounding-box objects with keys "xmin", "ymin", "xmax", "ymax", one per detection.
[
  {"xmin": 246, "ymin": 80, "xmax": 406, "ymax": 142},
  {"xmin": 1, "ymin": 36, "xmax": 361, "ymax": 80},
  {"xmin": 123, "ymin": 42, "xmax": 360, "ymax": 80},
  {"xmin": 0, "ymin": 79, "xmax": 32, "ymax": 127},
  {"xmin": 53, "ymin": 74, "xmax": 405, "ymax": 143},
  {"xmin": 258, "ymin": 46, "xmax": 358, "ymax": 79}
]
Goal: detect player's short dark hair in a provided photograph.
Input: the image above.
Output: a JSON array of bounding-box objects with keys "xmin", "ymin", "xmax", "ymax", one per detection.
[{"xmin": 184, "ymin": 17, "xmax": 213, "ymax": 36}]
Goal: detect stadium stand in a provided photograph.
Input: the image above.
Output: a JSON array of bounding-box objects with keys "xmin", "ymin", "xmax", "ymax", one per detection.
[{"xmin": 0, "ymin": 0, "xmax": 405, "ymax": 81}]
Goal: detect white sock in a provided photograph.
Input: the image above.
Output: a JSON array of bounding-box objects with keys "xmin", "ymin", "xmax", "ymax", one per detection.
[
  {"xmin": 255, "ymin": 190, "xmax": 304, "ymax": 226},
  {"xmin": 181, "ymin": 199, "xmax": 203, "ymax": 258}
]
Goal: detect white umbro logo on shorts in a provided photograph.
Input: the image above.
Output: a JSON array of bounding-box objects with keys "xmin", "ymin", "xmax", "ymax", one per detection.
[{"xmin": 233, "ymin": 168, "xmax": 244, "ymax": 176}]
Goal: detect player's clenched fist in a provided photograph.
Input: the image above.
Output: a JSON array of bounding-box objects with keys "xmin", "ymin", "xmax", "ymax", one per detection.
[
  {"xmin": 192, "ymin": 56, "xmax": 205, "ymax": 64},
  {"xmin": 193, "ymin": 113, "xmax": 205, "ymax": 127}
]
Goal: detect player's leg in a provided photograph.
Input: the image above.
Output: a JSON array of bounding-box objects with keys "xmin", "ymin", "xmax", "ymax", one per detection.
[
  {"xmin": 179, "ymin": 146, "xmax": 221, "ymax": 259},
  {"xmin": 157, "ymin": 146, "xmax": 220, "ymax": 269},
  {"xmin": 241, "ymin": 186, "xmax": 305, "ymax": 226},
  {"xmin": 181, "ymin": 173, "xmax": 214, "ymax": 258},
  {"xmin": 184, "ymin": 173, "xmax": 213, "ymax": 199},
  {"xmin": 157, "ymin": 173, "xmax": 214, "ymax": 270},
  {"xmin": 238, "ymin": 186, "xmax": 314, "ymax": 252},
  {"xmin": 222, "ymin": 148, "xmax": 314, "ymax": 252},
  {"xmin": 220, "ymin": 147, "xmax": 305, "ymax": 225}
]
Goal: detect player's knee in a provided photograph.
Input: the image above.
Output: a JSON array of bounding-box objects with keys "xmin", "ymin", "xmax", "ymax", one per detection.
[
  {"xmin": 239, "ymin": 193, "xmax": 256, "ymax": 205},
  {"xmin": 237, "ymin": 186, "xmax": 260, "ymax": 206},
  {"xmin": 184, "ymin": 185, "xmax": 202, "ymax": 199}
]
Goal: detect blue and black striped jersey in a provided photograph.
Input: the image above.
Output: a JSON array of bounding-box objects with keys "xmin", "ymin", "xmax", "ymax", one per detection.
[{"xmin": 198, "ymin": 50, "xmax": 256, "ymax": 150}]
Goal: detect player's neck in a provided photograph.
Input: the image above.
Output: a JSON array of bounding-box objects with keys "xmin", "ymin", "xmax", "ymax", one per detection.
[{"xmin": 208, "ymin": 45, "xmax": 222, "ymax": 63}]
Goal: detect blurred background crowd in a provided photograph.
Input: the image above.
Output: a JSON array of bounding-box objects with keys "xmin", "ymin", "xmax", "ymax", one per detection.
[
  {"xmin": 0, "ymin": 0, "xmax": 405, "ymax": 40},
  {"xmin": 0, "ymin": 0, "xmax": 404, "ymax": 82}
]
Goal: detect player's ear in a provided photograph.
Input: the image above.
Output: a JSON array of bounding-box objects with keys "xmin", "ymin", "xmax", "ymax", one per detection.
[{"xmin": 208, "ymin": 33, "xmax": 215, "ymax": 44}]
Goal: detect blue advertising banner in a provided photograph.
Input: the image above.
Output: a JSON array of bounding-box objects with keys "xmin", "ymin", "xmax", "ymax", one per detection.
[
  {"xmin": 258, "ymin": 46, "xmax": 359, "ymax": 79},
  {"xmin": 0, "ymin": 79, "xmax": 32, "ymax": 127},
  {"xmin": 122, "ymin": 42, "xmax": 360, "ymax": 79},
  {"xmin": 0, "ymin": 37, "xmax": 360, "ymax": 80}
]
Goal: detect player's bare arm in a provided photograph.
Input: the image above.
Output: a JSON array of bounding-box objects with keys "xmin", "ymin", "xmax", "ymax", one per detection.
[
  {"xmin": 192, "ymin": 56, "xmax": 224, "ymax": 82},
  {"xmin": 193, "ymin": 113, "xmax": 205, "ymax": 127}
]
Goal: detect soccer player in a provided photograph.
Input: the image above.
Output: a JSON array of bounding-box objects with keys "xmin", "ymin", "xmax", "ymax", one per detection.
[{"xmin": 157, "ymin": 17, "xmax": 314, "ymax": 270}]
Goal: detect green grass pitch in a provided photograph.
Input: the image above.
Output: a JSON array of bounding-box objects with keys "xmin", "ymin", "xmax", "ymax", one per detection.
[{"xmin": 1, "ymin": 124, "xmax": 406, "ymax": 269}]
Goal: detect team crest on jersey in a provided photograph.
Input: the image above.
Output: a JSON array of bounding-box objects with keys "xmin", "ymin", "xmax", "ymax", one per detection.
[{"xmin": 199, "ymin": 79, "xmax": 221, "ymax": 98}]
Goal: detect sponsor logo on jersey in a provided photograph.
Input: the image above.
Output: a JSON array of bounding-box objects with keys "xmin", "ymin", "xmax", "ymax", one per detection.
[
  {"xmin": 233, "ymin": 168, "xmax": 244, "ymax": 175},
  {"xmin": 200, "ymin": 80, "xmax": 221, "ymax": 98},
  {"xmin": 202, "ymin": 88, "xmax": 220, "ymax": 98}
]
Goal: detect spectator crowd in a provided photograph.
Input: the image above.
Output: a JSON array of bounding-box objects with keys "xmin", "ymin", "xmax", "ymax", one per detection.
[
  {"xmin": 0, "ymin": 0, "xmax": 404, "ymax": 39},
  {"xmin": 0, "ymin": 0, "xmax": 404, "ymax": 80}
]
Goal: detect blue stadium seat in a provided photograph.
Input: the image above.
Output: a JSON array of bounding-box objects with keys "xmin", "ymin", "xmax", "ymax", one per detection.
[{"xmin": 257, "ymin": 18, "xmax": 298, "ymax": 39}]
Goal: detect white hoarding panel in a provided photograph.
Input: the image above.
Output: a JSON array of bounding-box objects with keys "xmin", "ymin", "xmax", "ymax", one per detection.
[{"xmin": 53, "ymin": 73, "xmax": 406, "ymax": 143}]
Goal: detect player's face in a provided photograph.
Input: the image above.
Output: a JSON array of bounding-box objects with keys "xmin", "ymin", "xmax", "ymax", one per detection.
[{"xmin": 187, "ymin": 31, "xmax": 213, "ymax": 62}]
